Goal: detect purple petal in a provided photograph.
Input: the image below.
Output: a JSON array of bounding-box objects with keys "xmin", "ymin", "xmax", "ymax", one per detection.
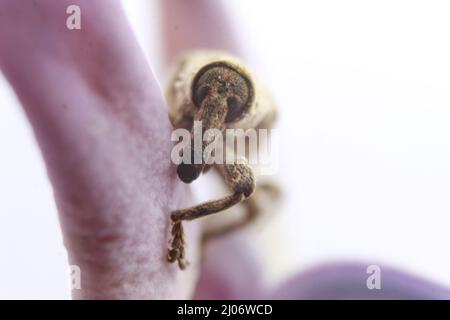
[{"xmin": 270, "ymin": 262, "xmax": 450, "ymax": 299}]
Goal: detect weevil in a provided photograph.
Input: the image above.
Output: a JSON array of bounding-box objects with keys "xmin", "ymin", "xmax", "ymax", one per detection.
[{"xmin": 165, "ymin": 51, "xmax": 278, "ymax": 269}]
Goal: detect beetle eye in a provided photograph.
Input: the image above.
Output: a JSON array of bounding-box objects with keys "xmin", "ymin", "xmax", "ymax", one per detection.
[
  {"xmin": 225, "ymin": 96, "xmax": 244, "ymax": 122},
  {"xmin": 193, "ymin": 86, "xmax": 210, "ymax": 107}
]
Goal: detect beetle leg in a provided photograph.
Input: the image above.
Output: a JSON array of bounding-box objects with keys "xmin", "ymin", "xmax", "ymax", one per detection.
[
  {"xmin": 202, "ymin": 173, "xmax": 281, "ymax": 242},
  {"xmin": 167, "ymin": 158, "xmax": 255, "ymax": 269}
]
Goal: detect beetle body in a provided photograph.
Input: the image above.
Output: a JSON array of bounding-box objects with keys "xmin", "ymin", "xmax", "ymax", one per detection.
[
  {"xmin": 165, "ymin": 51, "xmax": 278, "ymax": 270},
  {"xmin": 166, "ymin": 51, "xmax": 277, "ymax": 132}
]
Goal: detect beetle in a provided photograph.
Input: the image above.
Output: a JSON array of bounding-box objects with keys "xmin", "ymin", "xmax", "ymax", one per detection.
[{"xmin": 165, "ymin": 51, "xmax": 278, "ymax": 269}]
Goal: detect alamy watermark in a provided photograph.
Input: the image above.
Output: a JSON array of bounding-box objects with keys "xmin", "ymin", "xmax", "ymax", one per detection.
[
  {"xmin": 66, "ymin": 5, "xmax": 81, "ymax": 30},
  {"xmin": 69, "ymin": 265, "xmax": 81, "ymax": 290},
  {"xmin": 366, "ymin": 264, "xmax": 381, "ymax": 290},
  {"xmin": 171, "ymin": 121, "xmax": 279, "ymax": 175}
]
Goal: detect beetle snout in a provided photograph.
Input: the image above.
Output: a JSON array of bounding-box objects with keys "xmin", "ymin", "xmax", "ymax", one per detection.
[
  {"xmin": 177, "ymin": 162, "xmax": 202, "ymax": 183},
  {"xmin": 176, "ymin": 140, "xmax": 205, "ymax": 183}
]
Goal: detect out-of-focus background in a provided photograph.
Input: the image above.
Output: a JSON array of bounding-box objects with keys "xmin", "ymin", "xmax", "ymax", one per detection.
[{"xmin": 1, "ymin": 0, "xmax": 450, "ymax": 299}]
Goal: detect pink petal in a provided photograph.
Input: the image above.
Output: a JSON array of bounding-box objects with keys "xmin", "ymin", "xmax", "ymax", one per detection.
[
  {"xmin": 0, "ymin": 0, "xmax": 199, "ymax": 299},
  {"xmin": 270, "ymin": 262, "xmax": 450, "ymax": 299}
]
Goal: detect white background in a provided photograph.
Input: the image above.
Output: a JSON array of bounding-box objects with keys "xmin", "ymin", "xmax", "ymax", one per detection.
[{"xmin": 1, "ymin": 0, "xmax": 450, "ymax": 299}]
